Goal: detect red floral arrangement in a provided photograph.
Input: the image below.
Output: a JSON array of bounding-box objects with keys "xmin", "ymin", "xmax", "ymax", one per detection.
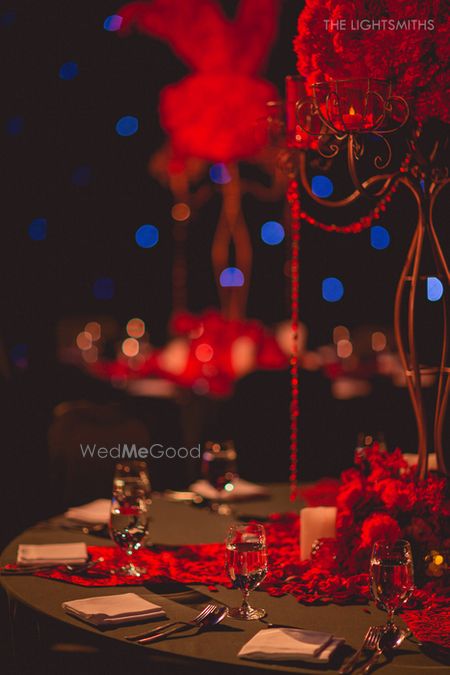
[
  {"xmin": 117, "ymin": 0, "xmax": 280, "ymax": 163},
  {"xmin": 294, "ymin": 0, "xmax": 450, "ymax": 123},
  {"xmin": 331, "ymin": 445, "xmax": 450, "ymax": 576}
]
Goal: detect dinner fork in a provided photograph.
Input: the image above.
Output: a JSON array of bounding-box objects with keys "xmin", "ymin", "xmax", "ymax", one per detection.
[
  {"xmin": 339, "ymin": 626, "xmax": 384, "ymax": 674},
  {"xmin": 125, "ymin": 603, "xmax": 218, "ymax": 641}
]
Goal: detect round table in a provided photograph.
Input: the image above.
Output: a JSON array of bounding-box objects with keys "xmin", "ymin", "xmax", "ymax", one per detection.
[{"xmin": 1, "ymin": 485, "xmax": 446, "ymax": 674}]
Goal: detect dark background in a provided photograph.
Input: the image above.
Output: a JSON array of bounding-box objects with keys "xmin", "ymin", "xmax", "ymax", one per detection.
[{"xmin": 0, "ymin": 1, "xmax": 448, "ymax": 546}]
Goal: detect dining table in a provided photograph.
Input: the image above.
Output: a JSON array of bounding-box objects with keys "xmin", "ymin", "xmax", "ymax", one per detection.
[{"xmin": 1, "ymin": 484, "xmax": 447, "ymax": 674}]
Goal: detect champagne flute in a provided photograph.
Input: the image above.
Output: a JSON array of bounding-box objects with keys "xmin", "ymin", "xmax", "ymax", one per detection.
[
  {"xmin": 370, "ymin": 539, "xmax": 415, "ymax": 631},
  {"xmin": 109, "ymin": 461, "xmax": 151, "ymax": 577},
  {"xmin": 225, "ymin": 523, "xmax": 268, "ymax": 620}
]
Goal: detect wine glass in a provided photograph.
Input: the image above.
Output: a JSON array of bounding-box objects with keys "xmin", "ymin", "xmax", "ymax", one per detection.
[
  {"xmin": 370, "ymin": 539, "xmax": 415, "ymax": 631},
  {"xmin": 202, "ymin": 440, "xmax": 238, "ymax": 492},
  {"xmin": 109, "ymin": 461, "xmax": 151, "ymax": 577},
  {"xmin": 225, "ymin": 523, "xmax": 268, "ymax": 620}
]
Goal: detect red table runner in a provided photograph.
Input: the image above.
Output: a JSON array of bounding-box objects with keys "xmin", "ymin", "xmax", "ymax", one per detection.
[{"xmin": 11, "ymin": 511, "xmax": 448, "ymax": 648}]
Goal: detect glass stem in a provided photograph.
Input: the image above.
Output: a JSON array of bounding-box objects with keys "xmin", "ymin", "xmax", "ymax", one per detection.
[
  {"xmin": 387, "ymin": 608, "xmax": 395, "ymax": 628},
  {"xmin": 241, "ymin": 589, "xmax": 250, "ymax": 610}
]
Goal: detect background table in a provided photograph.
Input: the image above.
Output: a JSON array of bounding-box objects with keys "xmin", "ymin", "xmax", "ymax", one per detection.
[{"xmin": 1, "ymin": 485, "xmax": 447, "ymax": 674}]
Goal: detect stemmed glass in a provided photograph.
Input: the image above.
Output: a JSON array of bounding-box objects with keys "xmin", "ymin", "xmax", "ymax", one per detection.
[
  {"xmin": 370, "ymin": 539, "xmax": 415, "ymax": 631},
  {"xmin": 109, "ymin": 461, "xmax": 151, "ymax": 577},
  {"xmin": 202, "ymin": 441, "xmax": 238, "ymax": 492},
  {"xmin": 225, "ymin": 523, "xmax": 268, "ymax": 620}
]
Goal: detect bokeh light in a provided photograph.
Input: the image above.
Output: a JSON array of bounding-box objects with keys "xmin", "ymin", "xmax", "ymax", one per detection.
[
  {"xmin": 312, "ymin": 175, "xmax": 334, "ymax": 198},
  {"xmin": 219, "ymin": 267, "xmax": 245, "ymax": 287},
  {"xmin": 261, "ymin": 220, "xmax": 285, "ymax": 246},
  {"xmin": 333, "ymin": 325, "xmax": 349, "ymax": 344},
  {"xmin": 59, "ymin": 61, "xmax": 79, "ymax": 80},
  {"xmin": 171, "ymin": 203, "xmax": 191, "ymax": 221},
  {"xmin": 71, "ymin": 166, "xmax": 92, "ymax": 187},
  {"xmin": 209, "ymin": 163, "xmax": 231, "ymax": 185},
  {"xmin": 10, "ymin": 343, "xmax": 28, "ymax": 368},
  {"xmin": 322, "ymin": 277, "xmax": 344, "ymax": 302},
  {"xmin": 135, "ymin": 224, "xmax": 159, "ymax": 249},
  {"xmin": 122, "ymin": 337, "xmax": 139, "ymax": 357},
  {"xmin": 28, "ymin": 218, "xmax": 47, "ymax": 241},
  {"xmin": 192, "ymin": 378, "xmax": 209, "ymax": 395},
  {"xmin": 195, "ymin": 343, "xmax": 214, "ymax": 363},
  {"xmin": 370, "ymin": 225, "xmax": 390, "ymax": 250},
  {"xmin": 76, "ymin": 331, "xmax": 93, "ymax": 351},
  {"xmin": 82, "ymin": 346, "xmax": 98, "ymax": 364},
  {"xmin": 427, "ymin": 277, "xmax": 443, "ymax": 302},
  {"xmin": 0, "ymin": 10, "xmax": 16, "ymax": 27},
  {"xmin": 337, "ymin": 339, "xmax": 353, "ymax": 358},
  {"xmin": 371, "ymin": 331, "xmax": 387, "ymax": 352},
  {"xmin": 93, "ymin": 277, "xmax": 114, "ymax": 300},
  {"xmin": 126, "ymin": 318, "xmax": 145, "ymax": 338},
  {"xmin": 6, "ymin": 116, "xmax": 24, "ymax": 136},
  {"xmin": 85, "ymin": 322, "xmax": 101, "ymax": 341},
  {"xmin": 115, "ymin": 115, "xmax": 139, "ymax": 137},
  {"xmin": 104, "ymin": 14, "xmax": 123, "ymax": 31}
]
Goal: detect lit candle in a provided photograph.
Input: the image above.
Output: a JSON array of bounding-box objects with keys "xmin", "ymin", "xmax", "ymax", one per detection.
[
  {"xmin": 300, "ymin": 506, "xmax": 337, "ymax": 560},
  {"xmin": 342, "ymin": 105, "xmax": 363, "ymax": 131}
]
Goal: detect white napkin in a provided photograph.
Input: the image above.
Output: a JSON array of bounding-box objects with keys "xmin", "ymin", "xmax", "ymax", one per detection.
[
  {"xmin": 189, "ymin": 478, "xmax": 269, "ymax": 502},
  {"xmin": 238, "ymin": 628, "xmax": 344, "ymax": 663},
  {"xmin": 65, "ymin": 499, "xmax": 111, "ymax": 524},
  {"xmin": 17, "ymin": 542, "xmax": 88, "ymax": 566},
  {"xmin": 63, "ymin": 593, "xmax": 166, "ymax": 626}
]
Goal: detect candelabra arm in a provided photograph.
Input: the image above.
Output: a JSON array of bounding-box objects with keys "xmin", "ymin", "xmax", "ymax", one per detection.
[
  {"xmin": 429, "ymin": 179, "xmax": 450, "ymax": 475},
  {"xmin": 298, "ymin": 151, "xmax": 396, "ymax": 208},
  {"xmin": 393, "ymin": 176, "xmax": 428, "ymax": 478}
]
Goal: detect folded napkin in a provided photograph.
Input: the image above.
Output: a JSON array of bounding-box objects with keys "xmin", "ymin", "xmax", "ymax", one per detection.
[
  {"xmin": 17, "ymin": 542, "xmax": 88, "ymax": 567},
  {"xmin": 238, "ymin": 628, "xmax": 344, "ymax": 663},
  {"xmin": 63, "ymin": 593, "xmax": 166, "ymax": 626},
  {"xmin": 65, "ymin": 499, "xmax": 111, "ymax": 524},
  {"xmin": 189, "ymin": 478, "xmax": 269, "ymax": 502}
]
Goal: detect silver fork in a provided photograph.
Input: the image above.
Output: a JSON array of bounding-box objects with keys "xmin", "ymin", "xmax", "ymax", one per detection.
[
  {"xmin": 339, "ymin": 626, "xmax": 384, "ymax": 674},
  {"xmin": 125, "ymin": 603, "xmax": 217, "ymax": 642}
]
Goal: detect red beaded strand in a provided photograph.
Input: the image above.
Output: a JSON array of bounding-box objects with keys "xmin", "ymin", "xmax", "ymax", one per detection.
[
  {"xmin": 284, "ymin": 141, "xmax": 417, "ymax": 498},
  {"xmin": 287, "ymin": 178, "xmax": 301, "ymax": 501}
]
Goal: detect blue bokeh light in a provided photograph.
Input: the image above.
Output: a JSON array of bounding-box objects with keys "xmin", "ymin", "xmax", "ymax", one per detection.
[
  {"xmin": 312, "ymin": 175, "xmax": 334, "ymax": 198},
  {"xmin": 0, "ymin": 10, "xmax": 16, "ymax": 27},
  {"xmin": 261, "ymin": 220, "xmax": 285, "ymax": 246},
  {"xmin": 219, "ymin": 267, "xmax": 245, "ymax": 287},
  {"xmin": 427, "ymin": 277, "xmax": 443, "ymax": 302},
  {"xmin": 59, "ymin": 61, "xmax": 79, "ymax": 80},
  {"xmin": 93, "ymin": 277, "xmax": 115, "ymax": 300},
  {"xmin": 115, "ymin": 115, "xmax": 139, "ymax": 137},
  {"xmin": 322, "ymin": 277, "xmax": 344, "ymax": 302},
  {"xmin": 6, "ymin": 116, "xmax": 24, "ymax": 136},
  {"xmin": 104, "ymin": 14, "xmax": 123, "ymax": 31},
  {"xmin": 135, "ymin": 224, "xmax": 159, "ymax": 249},
  {"xmin": 28, "ymin": 218, "xmax": 47, "ymax": 241},
  {"xmin": 370, "ymin": 225, "xmax": 390, "ymax": 250},
  {"xmin": 72, "ymin": 166, "xmax": 92, "ymax": 187},
  {"xmin": 209, "ymin": 163, "xmax": 231, "ymax": 185},
  {"xmin": 10, "ymin": 343, "xmax": 28, "ymax": 368}
]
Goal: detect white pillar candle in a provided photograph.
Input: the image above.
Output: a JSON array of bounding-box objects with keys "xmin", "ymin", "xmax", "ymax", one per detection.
[
  {"xmin": 300, "ymin": 506, "xmax": 337, "ymax": 560},
  {"xmin": 402, "ymin": 453, "xmax": 437, "ymax": 470}
]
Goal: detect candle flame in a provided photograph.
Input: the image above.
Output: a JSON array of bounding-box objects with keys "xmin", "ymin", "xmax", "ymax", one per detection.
[{"xmin": 349, "ymin": 106, "xmax": 356, "ymax": 115}]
